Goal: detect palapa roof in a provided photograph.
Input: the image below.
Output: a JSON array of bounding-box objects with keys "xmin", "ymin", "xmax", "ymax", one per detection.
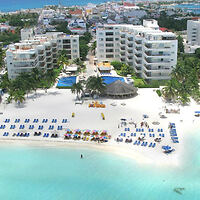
[{"xmin": 105, "ymin": 80, "xmax": 138, "ymax": 96}]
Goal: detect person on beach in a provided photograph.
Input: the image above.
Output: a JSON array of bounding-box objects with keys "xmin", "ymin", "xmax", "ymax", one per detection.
[{"xmin": 80, "ymin": 154, "xmax": 83, "ymax": 159}]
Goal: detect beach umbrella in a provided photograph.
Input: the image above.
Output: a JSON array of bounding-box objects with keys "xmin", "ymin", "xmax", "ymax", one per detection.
[
  {"xmin": 162, "ymin": 145, "xmax": 171, "ymax": 151},
  {"xmin": 92, "ymin": 130, "xmax": 99, "ymax": 135},
  {"xmin": 100, "ymin": 130, "xmax": 107, "ymax": 136}
]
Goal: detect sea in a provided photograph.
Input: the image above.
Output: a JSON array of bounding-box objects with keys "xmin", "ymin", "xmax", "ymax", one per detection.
[
  {"xmin": 0, "ymin": 128, "xmax": 199, "ymax": 200},
  {"xmin": 0, "ymin": 0, "xmax": 120, "ymax": 12},
  {"xmin": 175, "ymin": 3, "xmax": 200, "ymax": 15}
]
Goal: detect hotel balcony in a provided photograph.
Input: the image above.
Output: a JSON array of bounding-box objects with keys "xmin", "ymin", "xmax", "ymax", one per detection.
[
  {"xmin": 143, "ymin": 71, "xmax": 170, "ymax": 80},
  {"xmin": 144, "ymin": 44, "xmax": 171, "ymax": 50},
  {"xmin": 47, "ymin": 63, "xmax": 53, "ymax": 69},
  {"xmin": 144, "ymin": 57, "xmax": 170, "ymax": 64},
  {"xmin": 134, "ymin": 66, "xmax": 142, "ymax": 73},
  {"xmin": 45, "ymin": 46, "xmax": 51, "ymax": 51},
  {"xmin": 46, "ymin": 52, "xmax": 52, "ymax": 57},
  {"xmin": 144, "ymin": 51, "xmax": 171, "ymax": 57},
  {"xmin": 120, "ymin": 34, "xmax": 125, "ymax": 38},
  {"xmin": 39, "ymin": 56, "xmax": 45, "ymax": 62},
  {"xmin": 46, "ymin": 58, "xmax": 52, "ymax": 63},
  {"xmin": 143, "ymin": 64, "xmax": 171, "ymax": 72},
  {"xmin": 39, "ymin": 62, "xmax": 45, "ymax": 67},
  {"xmin": 52, "ymin": 43, "xmax": 57, "ymax": 47},
  {"xmin": 38, "ymin": 50, "xmax": 44, "ymax": 55}
]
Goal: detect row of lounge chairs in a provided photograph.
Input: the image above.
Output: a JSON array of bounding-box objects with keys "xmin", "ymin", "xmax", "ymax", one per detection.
[
  {"xmin": 120, "ymin": 133, "xmax": 163, "ymax": 138},
  {"xmin": 169, "ymin": 123, "xmax": 179, "ymax": 143},
  {"xmin": 2, "ymin": 119, "xmax": 68, "ymax": 123},
  {"xmin": 133, "ymin": 140, "xmax": 156, "ymax": 148},
  {"xmin": 125, "ymin": 128, "xmax": 163, "ymax": 132},
  {"xmin": 12, "ymin": 133, "xmax": 30, "ymax": 137},
  {"xmin": 0, "ymin": 124, "xmax": 64, "ymax": 130}
]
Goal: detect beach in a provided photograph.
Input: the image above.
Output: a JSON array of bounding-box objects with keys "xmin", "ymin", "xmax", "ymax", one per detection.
[{"xmin": 0, "ymin": 87, "xmax": 199, "ymax": 167}]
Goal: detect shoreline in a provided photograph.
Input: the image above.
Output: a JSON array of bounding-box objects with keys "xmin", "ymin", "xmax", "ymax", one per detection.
[{"xmin": 0, "ymin": 137, "xmax": 181, "ymax": 167}]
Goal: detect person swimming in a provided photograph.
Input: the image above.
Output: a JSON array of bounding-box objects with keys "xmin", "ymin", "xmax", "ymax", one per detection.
[{"xmin": 80, "ymin": 154, "xmax": 83, "ymax": 159}]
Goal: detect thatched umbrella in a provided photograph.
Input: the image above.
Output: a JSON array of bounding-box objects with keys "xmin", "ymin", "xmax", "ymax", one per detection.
[
  {"xmin": 105, "ymin": 80, "xmax": 137, "ymax": 97},
  {"xmin": 100, "ymin": 130, "xmax": 107, "ymax": 136}
]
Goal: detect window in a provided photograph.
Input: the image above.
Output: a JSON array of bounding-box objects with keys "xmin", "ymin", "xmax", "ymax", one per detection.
[
  {"xmin": 99, "ymin": 38, "xmax": 104, "ymax": 41},
  {"xmin": 106, "ymin": 38, "xmax": 113, "ymax": 42},
  {"xmin": 106, "ymin": 55, "xmax": 114, "ymax": 58},
  {"xmin": 115, "ymin": 38, "xmax": 119, "ymax": 41},
  {"xmin": 115, "ymin": 49, "xmax": 120, "ymax": 52},
  {"xmin": 73, "ymin": 50, "xmax": 77, "ymax": 53},
  {"xmin": 73, "ymin": 39, "xmax": 77, "ymax": 42}
]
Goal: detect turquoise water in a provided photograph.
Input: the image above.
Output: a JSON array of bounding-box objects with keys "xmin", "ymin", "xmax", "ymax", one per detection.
[
  {"xmin": 0, "ymin": 131, "xmax": 200, "ymax": 200},
  {"xmin": 0, "ymin": 0, "xmax": 120, "ymax": 12},
  {"xmin": 102, "ymin": 76, "xmax": 125, "ymax": 85},
  {"xmin": 57, "ymin": 76, "xmax": 76, "ymax": 87},
  {"xmin": 175, "ymin": 4, "xmax": 200, "ymax": 14}
]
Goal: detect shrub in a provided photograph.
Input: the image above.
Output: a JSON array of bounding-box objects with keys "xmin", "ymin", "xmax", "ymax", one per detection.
[{"xmin": 156, "ymin": 89, "xmax": 162, "ymax": 97}]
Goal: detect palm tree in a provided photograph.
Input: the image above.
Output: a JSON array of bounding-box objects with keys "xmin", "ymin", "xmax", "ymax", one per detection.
[
  {"xmin": 161, "ymin": 79, "xmax": 178, "ymax": 101},
  {"xmin": 13, "ymin": 90, "xmax": 25, "ymax": 106},
  {"xmin": 86, "ymin": 76, "xmax": 106, "ymax": 96},
  {"xmin": 71, "ymin": 82, "xmax": 83, "ymax": 100}
]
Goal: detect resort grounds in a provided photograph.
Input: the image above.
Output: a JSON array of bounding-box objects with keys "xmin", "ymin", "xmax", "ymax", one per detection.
[{"xmin": 0, "ymin": 87, "xmax": 199, "ymax": 167}]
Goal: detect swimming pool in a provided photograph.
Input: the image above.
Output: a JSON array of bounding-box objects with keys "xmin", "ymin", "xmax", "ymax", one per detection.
[
  {"xmin": 57, "ymin": 76, "xmax": 77, "ymax": 87},
  {"xmin": 102, "ymin": 76, "xmax": 125, "ymax": 85}
]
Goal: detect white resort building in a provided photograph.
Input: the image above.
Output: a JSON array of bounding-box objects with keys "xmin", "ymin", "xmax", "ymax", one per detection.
[
  {"xmin": 187, "ymin": 19, "xmax": 200, "ymax": 46},
  {"xmin": 96, "ymin": 19, "xmax": 177, "ymax": 80},
  {"xmin": 6, "ymin": 30, "xmax": 80, "ymax": 79}
]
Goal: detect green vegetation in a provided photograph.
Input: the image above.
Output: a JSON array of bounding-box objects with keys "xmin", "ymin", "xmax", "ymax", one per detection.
[
  {"xmin": 156, "ymin": 89, "xmax": 162, "ymax": 97},
  {"xmin": 0, "ymin": 48, "xmax": 5, "ymax": 68},
  {"xmin": 53, "ymin": 21, "xmax": 71, "ymax": 34},
  {"xmin": 86, "ymin": 76, "xmax": 106, "ymax": 96},
  {"xmin": 71, "ymin": 82, "xmax": 83, "ymax": 99},
  {"xmin": 110, "ymin": 61, "xmax": 134, "ymax": 76},
  {"xmin": 79, "ymin": 32, "xmax": 92, "ymax": 61},
  {"xmin": 177, "ymin": 35, "xmax": 184, "ymax": 53},
  {"xmin": 161, "ymin": 56, "xmax": 200, "ymax": 104},
  {"xmin": 0, "ymin": 30, "xmax": 20, "ymax": 45},
  {"xmin": 0, "ymin": 13, "xmax": 39, "ymax": 27},
  {"xmin": 157, "ymin": 11, "xmax": 187, "ymax": 31},
  {"xmin": 195, "ymin": 48, "xmax": 200, "ymax": 59}
]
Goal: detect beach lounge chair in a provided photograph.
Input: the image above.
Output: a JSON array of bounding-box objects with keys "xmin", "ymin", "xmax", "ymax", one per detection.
[
  {"xmin": 158, "ymin": 129, "xmax": 160, "ymax": 132},
  {"xmin": 160, "ymin": 129, "xmax": 163, "ymax": 132},
  {"xmin": 162, "ymin": 134, "xmax": 165, "ymax": 137},
  {"xmin": 171, "ymin": 137, "xmax": 178, "ymax": 140},
  {"xmin": 124, "ymin": 128, "xmax": 127, "ymax": 131},
  {"xmin": 120, "ymin": 133, "xmax": 123, "ymax": 136},
  {"xmin": 43, "ymin": 133, "xmax": 46, "ymax": 137},
  {"xmin": 144, "ymin": 142, "xmax": 148, "ymax": 147},
  {"xmin": 137, "ymin": 141, "xmax": 140, "ymax": 145},
  {"xmin": 141, "ymin": 128, "xmax": 144, "ymax": 132},
  {"xmin": 136, "ymin": 128, "xmax": 138, "ymax": 132},
  {"xmin": 152, "ymin": 143, "xmax": 156, "ymax": 148},
  {"xmin": 148, "ymin": 129, "xmax": 151, "ymax": 132},
  {"xmin": 134, "ymin": 133, "xmax": 136, "ymax": 137},
  {"xmin": 26, "ymin": 133, "xmax": 30, "ymax": 137},
  {"xmin": 15, "ymin": 119, "xmax": 20, "ymax": 123},
  {"xmin": 131, "ymin": 133, "xmax": 133, "ymax": 136},
  {"xmin": 19, "ymin": 125, "xmax": 24, "ymax": 129},
  {"xmin": 62, "ymin": 119, "xmax": 67, "ymax": 123},
  {"xmin": 148, "ymin": 142, "xmax": 152, "ymax": 147},
  {"xmin": 124, "ymin": 133, "xmax": 126, "ymax": 137},
  {"xmin": 141, "ymin": 142, "xmax": 144, "ymax": 146},
  {"xmin": 159, "ymin": 133, "xmax": 161, "ymax": 137},
  {"xmin": 24, "ymin": 119, "xmax": 30, "ymax": 123},
  {"xmin": 152, "ymin": 134, "xmax": 155, "ymax": 137},
  {"xmin": 133, "ymin": 140, "xmax": 137, "ymax": 145},
  {"xmin": 149, "ymin": 133, "xmax": 152, "ymax": 137},
  {"xmin": 17, "ymin": 133, "xmax": 20, "ymax": 137},
  {"xmin": 5, "ymin": 119, "xmax": 10, "ymax": 123}
]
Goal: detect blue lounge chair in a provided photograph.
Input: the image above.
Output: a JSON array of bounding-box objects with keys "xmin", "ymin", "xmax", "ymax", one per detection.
[
  {"xmin": 141, "ymin": 142, "xmax": 144, "ymax": 146},
  {"xmin": 148, "ymin": 142, "xmax": 152, "ymax": 147},
  {"xmin": 152, "ymin": 134, "xmax": 155, "ymax": 137},
  {"xmin": 46, "ymin": 133, "xmax": 49, "ymax": 137},
  {"xmin": 162, "ymin": 134, "xmax": 165, "ymax": 137},
  {"xmin": 137, "ymin": 141, "xmax": 140, "ymax": 145},
  {"xmin": 171, "ymin": 137, "xmax": 178, "ymax": 140},
  {"xmin": 136, "ymin": 128, "xmax": 138, "ymax": 132},
  {"xmin": 141, "ymin": 128, "xmax": 144, "ymax": 132},
  {"xmin": 148, "ymin": 129, "xmax": 151, "ymax": 132},
  {"xmin": 124, "ymin": 128, "xmax": 127, "ymax": 131},
  {"xmin": 25, "ymin": 119, "xmax": 30, "ymax": 123},
  {"xmin": 43, "ymin": 133, "xmax": 46, "ymax": 137},
  {"xmin": 134, "ymin": 133, "xmax": 136, "ymax": 137},
  {"xmin": 128, "ymin": 128, "xmax": 130, "ymax": 131},
  {"xmin": 152, "ymin": 143, "xmax": 156, "ymax": 148},
  {"xmin": 144, "ymin": 142, "xmax": 148, "ymax": 147},
  {"xmin": 120, "ymin": 133, "xmax": 123, "ymax": 136},
  {"xmin": 149, "ymin": 133, "xmax": 152, "ymax": 137},
  {"xmin": 160, "ymin": 129, "xmax": 163, "ymax": 132},
  {"xmin": 123, "ymin": 133, "xmax": 126, "ymax": 137},
  {"xmin": 17, "ymin": 133, "xmax": 20, "ymax": 137},
  {"xmin": 15, "ymin": 119, "xmax": 20, "ymax": 123},
  {"xmin": 26, "ymin": 133, "xmax": 30, "ymax": 137},
  {"xmin": 131, "ymin": 133, "xmax": 133, "ymax": 136},
  {"xmin": 62, "ymin": 119, "xmax": 67, "ymax": 123},
  {"xmin": 159, "ymin": 133, "xmax": 161, "ymax": 137},
  {"xmin": 133, "ymin": 140, "xmax": 137, "ymax": 145},
  {"xmin": 158, "ymin": 129, "xmax": 160, "ymax": 132}
]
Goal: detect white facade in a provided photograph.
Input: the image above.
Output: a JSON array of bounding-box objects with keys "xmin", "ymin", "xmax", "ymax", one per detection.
[
  {"xmin": 6, "ymin": 32, "xmax": 80, "ymax": 79},
  {"xmin": 187, "ymin": 20, "xmax": 200, "ymax": 46},
  {"xmin": 21, "ymin": 28, "xmax": 34, "ymax": 40},
  {"xmin": 96, "ymin": 20, "xmax": 177, "ymax": 80}
]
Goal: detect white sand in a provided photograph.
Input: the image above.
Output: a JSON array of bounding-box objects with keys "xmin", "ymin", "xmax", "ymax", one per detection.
[{"xmin": 0, "ymin": 88, "xmax": 199, "ymax": 167}]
